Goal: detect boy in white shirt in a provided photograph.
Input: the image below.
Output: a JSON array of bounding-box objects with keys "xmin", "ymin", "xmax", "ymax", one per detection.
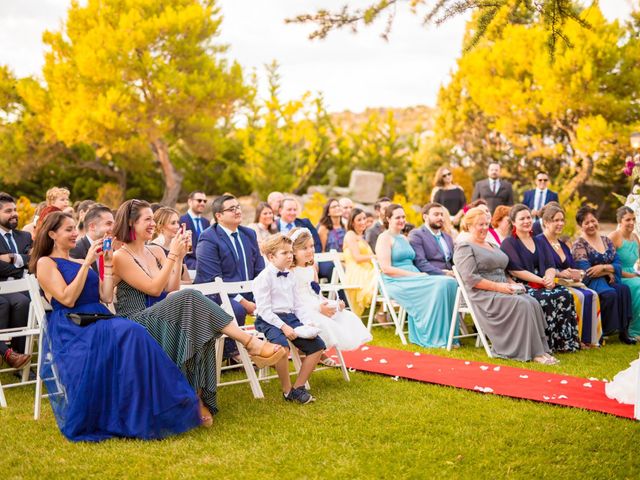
[{"xmin": 253, "ymin": 233, "xmax": 325, "ymax": 404}]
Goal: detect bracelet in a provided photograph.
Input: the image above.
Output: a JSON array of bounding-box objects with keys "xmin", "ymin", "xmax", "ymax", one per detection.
[{"xmin": 166, "ymin": 256, "xmax": 177, "ymax": 262}]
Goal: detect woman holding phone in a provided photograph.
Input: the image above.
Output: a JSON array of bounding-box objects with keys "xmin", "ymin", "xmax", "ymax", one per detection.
[
  {"xmin": 30, "ymin": 211, "xmax": 203, "ymax": 441},
  {"xmin": 151, "ymin": 206, "xmax": 192, "ymax": 284},
  {"xmin": 112, "ymin": 199, "xmax": 286, "ymax": 427}
]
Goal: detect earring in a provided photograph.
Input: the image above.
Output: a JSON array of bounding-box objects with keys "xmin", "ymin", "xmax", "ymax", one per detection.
[{"xmin": 129, "ymin": 230, "xmax": 136, "ymax": 241}]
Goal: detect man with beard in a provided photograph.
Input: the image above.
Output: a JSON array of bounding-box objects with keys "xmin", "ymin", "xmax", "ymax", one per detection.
[
  {"xmin": 0, "ymin": 192, "xmax": 32, "ymax": 369},
  {"xmin": 408, "ymin": 202, "xmax": 455, "ymax": 277}
]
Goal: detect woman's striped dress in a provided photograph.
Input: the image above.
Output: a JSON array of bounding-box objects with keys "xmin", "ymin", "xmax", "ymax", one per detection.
[{"xmin": 115, "ymin": 283, "xmax": 232, "ymax": 414}]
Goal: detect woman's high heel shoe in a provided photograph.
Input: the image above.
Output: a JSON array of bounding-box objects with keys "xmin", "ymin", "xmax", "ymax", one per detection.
[{"xmin": 243, "ymin": 336, "xmax": 287, "ymax": 368}]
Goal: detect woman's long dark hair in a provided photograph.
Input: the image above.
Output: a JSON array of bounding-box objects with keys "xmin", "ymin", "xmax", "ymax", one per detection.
[
  {"xmin": 318, "ymin": 197, "xmax": 340, "ymax": 231},
  {"xmin": 29, "ymin": 212, "xmax": 73, "ymax": 275},
  {"xmin": 113, "ymin": 199, "xmax": 151, "ymax": 243}
]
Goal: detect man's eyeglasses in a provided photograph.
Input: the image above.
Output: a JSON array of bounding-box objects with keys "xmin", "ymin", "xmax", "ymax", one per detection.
[
  {"xmin": 194, "ymin": 199, "xmax": 207, "ymax": 203},
  {"xmin": 222, "ymin": 205, "xmax": 242, "ymax": 213},
  {"xmin": 537, "ymin": 178, "xmax": 549, "ymax": 182}
]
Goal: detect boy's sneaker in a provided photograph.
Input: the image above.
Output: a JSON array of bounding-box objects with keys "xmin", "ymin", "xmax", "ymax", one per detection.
[{"xmin": 283, "ymin": 386, "xmax": 316, "ymax": 404}]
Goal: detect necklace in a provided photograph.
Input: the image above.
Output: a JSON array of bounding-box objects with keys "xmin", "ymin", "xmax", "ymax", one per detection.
[{"xmin": 122, "ymin": 244, "xmax": 152, "ymax": 276}]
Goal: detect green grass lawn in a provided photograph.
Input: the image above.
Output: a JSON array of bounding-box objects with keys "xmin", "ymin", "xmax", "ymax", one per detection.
[{"xmin": 1, "ymin": 329, "xmax": 639, "ymax": 479}]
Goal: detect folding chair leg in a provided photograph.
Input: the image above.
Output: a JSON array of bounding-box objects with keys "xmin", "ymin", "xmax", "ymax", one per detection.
[
  {"xmin": 0, "ymin": 383, "xmax": 6, "ymax": 409},
  {"xmin": 447, "ymin": 291, "xmax": 462, "ymax": 351},
  {"xmin": 366, "ymin": 291, "xmax": 378, "ymax": 332},
  {"xmin": 215, "ymin": 337, "xmax": 224, "ymax": 384},
  {"xmin": 334, "ymin": 348, "xmax": 350, "ymax": 382},
  {"xmin": 235, "ymin": 339, "xmax": 264, "ymax": 399}
]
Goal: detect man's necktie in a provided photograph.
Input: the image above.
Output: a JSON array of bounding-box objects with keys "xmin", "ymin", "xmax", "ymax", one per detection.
[
  {"xmin": 231, "ymin": 232, "xmax": 247, "ymax": 281},
  {"xmin": 194, "ymin": 217, "xmax": 202, "ymax": 235},
  {"xmin": 535, "ymin": 191, "xmax": 543, "ymax": 211},
  {"xmin": 5, "ymin": 232, "xmax": 16, "ymax": 254}
]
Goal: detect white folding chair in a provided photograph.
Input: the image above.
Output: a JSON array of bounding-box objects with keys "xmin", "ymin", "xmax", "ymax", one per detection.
[
  {"xmin": 31, "ymin": 275, "xmax": 68, "ymax": 420},
  {"xmin": 365, "ymin": 259, "xmax": 407, "ymax": 345},
  {"xmin": 447, "ymin": 266, "xmax": 492, "ymax": 357},
  {"xmin": 314, "ymin": 250, "xmax": 360, "ymax": 311},
  {"xmin": 0, "ymin": 275, "xmax": 40, "ymax": 408},
  {"xmin": 180, "ymin": 279, "xmax": 265, "ymax": 399}
]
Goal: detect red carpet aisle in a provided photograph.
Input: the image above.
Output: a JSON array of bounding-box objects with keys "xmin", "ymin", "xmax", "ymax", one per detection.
[{"xmin": 338, "ymin": 345, "xmax": 635, "ymax": 420}]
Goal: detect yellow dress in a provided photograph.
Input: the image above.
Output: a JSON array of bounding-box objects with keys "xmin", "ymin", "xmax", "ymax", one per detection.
[{"xmin": 343, "ymin": 237, "xmax": 376, "ymax": 317}]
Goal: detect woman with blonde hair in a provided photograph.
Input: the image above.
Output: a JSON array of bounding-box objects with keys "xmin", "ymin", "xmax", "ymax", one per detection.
[
  {"xmin": 431, "ymin": 166, "xmax": 466, "ymax": 227},
  {"xmin": 454, "ymin": 207, "xmax": 555, "ymax": 363},
  {"xmin": 151, "ymin": 206, "xmax": 192, "ymax": 284}
]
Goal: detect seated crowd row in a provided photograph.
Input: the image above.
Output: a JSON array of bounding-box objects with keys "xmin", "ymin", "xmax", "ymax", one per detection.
[{"xmin": 0, "ymin": 180, "xmax": 638, "ymax": 443}]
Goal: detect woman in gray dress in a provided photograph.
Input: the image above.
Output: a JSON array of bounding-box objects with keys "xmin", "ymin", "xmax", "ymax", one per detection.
[{"xmin": 453, "ymin": 207, "xmax": 557, "ymax": 364}]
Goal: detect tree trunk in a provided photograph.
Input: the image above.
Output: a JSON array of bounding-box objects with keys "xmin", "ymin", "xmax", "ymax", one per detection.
[
  {"xmin": 150, "ymin": 138, "xmax": 183, "ymax": 207},
  {"xmin": 555, "ymin": 121, "xmax": 593, "ymax": 200}
]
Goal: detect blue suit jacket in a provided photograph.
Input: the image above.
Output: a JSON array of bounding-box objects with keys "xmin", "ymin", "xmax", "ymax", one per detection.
[
  {"xmin": 180, "ymin": 213, "xmax": 210, "ymax": 270},
  {"xmin": 522, "ymin": 189, "xmax": 559, "ymax": 211},
  {"xmin": 194, "ymin": 224, "xmax": 264, "ymax": 285},
  {"xmin": 278, "ymin": 217, "xmax": 322, "ymax": 253},
  {"xmin": 408, "ymin": 226, "xmax": 454, "ymax": 275}
]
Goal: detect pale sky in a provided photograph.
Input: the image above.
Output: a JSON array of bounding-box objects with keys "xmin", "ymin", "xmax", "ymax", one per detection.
[{"xmin": 0, "ymin": 0, "xmax": 634, "ymax": 113}]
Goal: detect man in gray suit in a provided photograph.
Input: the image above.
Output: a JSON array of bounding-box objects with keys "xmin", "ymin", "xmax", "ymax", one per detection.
[
  {"xmin": 471, "ymin": 162, "xmax": 514, "ymax": 213},
  {"xmin": 364, "ymin": 196, "xmax": 391, "ymax": 253},
  {"xmin": 409, "ymin": 202, "xmax": 455, "ymax": 276}
]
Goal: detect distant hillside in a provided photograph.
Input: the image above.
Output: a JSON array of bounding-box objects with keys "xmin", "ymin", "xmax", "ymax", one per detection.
[{"xmin": 330, "ymin": 105, "xmax": 436, "ymax": 136}]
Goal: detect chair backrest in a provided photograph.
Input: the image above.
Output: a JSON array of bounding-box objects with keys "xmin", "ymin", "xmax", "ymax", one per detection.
[
  {"xmin": 27, "ymin": 275, "xmax": 49, "ymax": 328},
  {"xmin": 452, "ymin": 266, "xmax": 482, "ymax": 320},
  {"xmin": 371, "ymin": 258, "xmax": 393, "ymax": 303},
  {"xmin": 314, "ymin": 249, "xmax": 348, "ymax": 285},
  {"xmin": 181, "ymin": 278, "xmax": 254, "ymax": 319},
  {"xmin": 0, "ymin": 277, "xmax": 30, "ymax": 296}
]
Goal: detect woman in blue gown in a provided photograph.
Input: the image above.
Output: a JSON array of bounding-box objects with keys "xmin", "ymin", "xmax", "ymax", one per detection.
[
  {"xmin": 375, "ymin": 204, "xmax": 457, "ymax": 348},
  {"xmin": 571, "ymin": 206, "xmax": 636, "ymax": 344},
  {"xmin": 30, "ymin": 212, "xmax": 201, "ymax": 442}
]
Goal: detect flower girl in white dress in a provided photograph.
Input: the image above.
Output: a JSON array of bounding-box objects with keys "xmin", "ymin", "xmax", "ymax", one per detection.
[
  {"xmin": 605, "ymin": 355, "xmax": 640, "ymax": 406},
  {"xmin": 288, "ymin": 228, "xmax": 372, "ymax": 362}
]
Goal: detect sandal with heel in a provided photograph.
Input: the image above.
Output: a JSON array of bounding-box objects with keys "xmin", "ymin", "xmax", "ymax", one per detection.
[{"xmin": 243, "ymin": 336, "xmax": 287, "ymax": 368}]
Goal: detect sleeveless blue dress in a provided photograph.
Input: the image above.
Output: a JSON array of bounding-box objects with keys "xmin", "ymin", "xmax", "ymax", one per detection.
[
  {"xmin": 382, "ymin": 235, "xmax": 458, "ymax": 347},
  {"xmin": 41, "ymin": 258, "xmax": 200, "ymax": 442}
]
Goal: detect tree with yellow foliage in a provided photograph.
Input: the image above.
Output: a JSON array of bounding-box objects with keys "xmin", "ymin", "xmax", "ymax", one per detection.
[
  {"xmin": 432, "ymin": 3, "xmax": 640, "ymax": 200},
  {"xmin": 22, "ymin": 0, "xmax": 245, "ymax": 206}
]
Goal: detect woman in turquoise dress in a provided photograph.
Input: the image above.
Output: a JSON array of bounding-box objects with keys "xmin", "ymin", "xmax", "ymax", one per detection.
[
  {"xmin": 609, "ymin": 206, "xmax": 640, "ymax": 339},
  {"xmin": 375, "ymin": 204, "xmax": 458, "ymax": 347},
  {"xmin": 30, "ymin": 212, "xmax": 201, "ymax": 441}
]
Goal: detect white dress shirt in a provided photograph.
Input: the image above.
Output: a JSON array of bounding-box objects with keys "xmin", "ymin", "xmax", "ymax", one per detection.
[
  {"xmin": 253, "ymin": 263, "xmax": 304, "ymax": 329},
  {"xmin": 533, "ymin": 188, "xmax": 547, "ymax": 213},
  {"xmin": 0, "ymin": 225, "xmax": 24, "ymax": 269}
]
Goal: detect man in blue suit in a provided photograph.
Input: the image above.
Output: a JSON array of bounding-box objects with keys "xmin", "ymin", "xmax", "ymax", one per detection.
[
  {"xmin": 277, "ymin": 197, "xmax": 321, "ymax": 253},
  {"xmin": 522, "ymin": 171, "xmax": 559, "ymax": 235},
  {"xmin": 195, "ymin": 194, "xmax": 264, "ymax": 360},
  {"xmin": 179, "ymin": 191, "xmax": 210, "ymax": 270},
  {"xmin": 408, "ymin": 203, "xmax": 456, "ymax": 276}
]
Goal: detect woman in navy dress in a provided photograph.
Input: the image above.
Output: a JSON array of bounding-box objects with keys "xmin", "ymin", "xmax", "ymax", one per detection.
[
  {"xmin": 536, "ymin": 204, "xmax": 602, "ymax": 347},
  {"xmin": 501, "ymin": 204, "xmax": 579, "ymax": 353},
  {"xmin": 571, "ymin": 206, "xmax": 636, "ymax": 344},
  {"xmin": 30, "ymin": 212, "xmax": 201, "ymax": 442}
]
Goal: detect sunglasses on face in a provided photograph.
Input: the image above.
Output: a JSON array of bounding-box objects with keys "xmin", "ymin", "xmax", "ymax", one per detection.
[
  {"xmin": 443, "ymin": 172, "xmax": 452, "ymax": 177},
  {"xmin": 537, "ymin": 178, "xmax": 549, "ymax": 182},
  {"xmin": 194, "ymin": 199, "xmax": 207, "ymax": 203}
]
